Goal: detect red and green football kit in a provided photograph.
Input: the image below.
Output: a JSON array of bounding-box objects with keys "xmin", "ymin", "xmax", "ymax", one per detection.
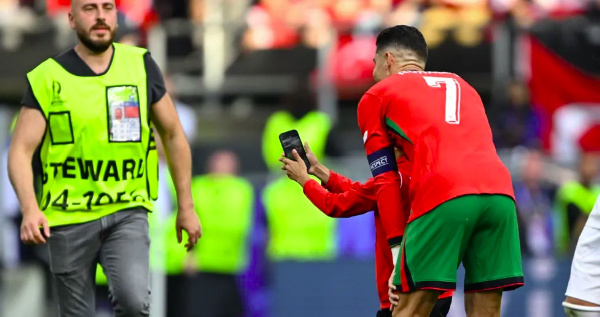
[
  {"xmin": 302, "ymin": 158, "xmax": 453, "ymax": 310},
  {"xmin": 357, "ymin": 71, "xmax": 523, "ymax": 293}
]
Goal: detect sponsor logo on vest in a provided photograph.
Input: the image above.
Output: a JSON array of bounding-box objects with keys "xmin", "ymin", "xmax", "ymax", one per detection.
[
  {"xmin": 43, "ymin": 157, "xmax": 145, "ymax": 184},
  {"xmin": 370, "ymin": 156, "xmax": 389, "ymax": 172},
  {"xmin": 51, "ymin": 81, "xmax": 65, "ymax": 107}
]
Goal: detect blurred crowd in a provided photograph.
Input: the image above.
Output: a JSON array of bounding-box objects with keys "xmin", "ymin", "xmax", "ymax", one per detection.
[
  {"xmin": 1, "ymin": 0, "xmax": 597, "ymax": 48},
  {"xmin": 241, "ymin": 0, "xmax": 597, "ymax": 50}
]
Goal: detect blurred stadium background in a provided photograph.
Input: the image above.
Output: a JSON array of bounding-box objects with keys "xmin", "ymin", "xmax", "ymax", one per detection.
[{"xmin": 1, "ymin": 0, "xmax": 600, "ymax": 316}]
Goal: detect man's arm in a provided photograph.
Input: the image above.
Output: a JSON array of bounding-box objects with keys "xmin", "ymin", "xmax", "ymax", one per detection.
[
  {"xmin": 303, "ymin": 178, "xmax": 377, "ymax": 218},
  {"xmin": 150, "ymin": 93, "xmax": 201, "ymax": 249},
  {"xmin": 145, "ymin": 51, "xmax": 201, "ymax": 249},
  {"xmin": 8, "ymin": 107, "xmax": 49, "ymax": 243},
  {"xmin": 150, "ymin": 95, "xmax": 193, "ymax": 210},
  {"xmin": 357, "ymin": 93, "xmax": 407, "ymax": 249}
]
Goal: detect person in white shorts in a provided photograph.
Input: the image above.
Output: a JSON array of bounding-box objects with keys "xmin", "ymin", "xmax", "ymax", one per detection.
[{"xmin": 564, "ymin": 195, "xmax": 600, "ymax": 316}]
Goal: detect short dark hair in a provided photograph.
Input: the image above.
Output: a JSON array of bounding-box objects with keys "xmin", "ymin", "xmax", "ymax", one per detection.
[{"xmin": 376, "ymin": 25, "xmax": 428, "ymax": 63}]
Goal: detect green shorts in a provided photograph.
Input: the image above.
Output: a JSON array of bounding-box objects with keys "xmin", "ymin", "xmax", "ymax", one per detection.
[{"xmin": 393, "ymin": 194, "xmax": 524, "ymax": 293}]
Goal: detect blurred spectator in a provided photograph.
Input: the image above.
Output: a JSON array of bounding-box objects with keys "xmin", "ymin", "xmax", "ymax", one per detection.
[
  {"xmin": 45, "ymin": 0, "xmax": 154, "ymax": 26},
  {"xmin": 300, "ymin": 6, "xmax": 334, "ymax": 48},
  {"xmin": 491, "ymin": 80, "xmax": 541, "ymax": 149},
  {"xmin": 532, "ymin": 0, "xmax": 591, "ymax": 18},
  {"xmin": 186, "ymin": 150, "xmax": 253, "ymax": 317},
  {"xmin": 0, "ymin": 113, "xmax": 21, "ymax": 268},
  {"xmin": 261, "ymin": 104, "xmax": 337, "ymax": 261},
  {"xmin": 555, "ymin": 153, "xmax": 600, "ymax": 256},
  {"xmin": 329, "ymin": 33, "xmax": 377, "ymax": 98},
  {"xmin": 385, "ymin": 0, "xmax": 422, "ymax": 27},
  {"xmin": 513, "ymin": 149, "xmax": 556, "ymax": 257},
  {"xmin": 0, "ymin": 0, "xmax": 36, "ymax": 50},
  {"xmin": 42, "ymin": 0, "xmax": 68, "ymax": 16},
  {"xmin": 154, "ymin": 0, "xmax": 192, "ymax": 21},
  {"xmin": 189, "ymin": 0, "xmax": 204, "ymax": 24},
  {"xmin": 242, "ymin": 0, "xmax": 300, "ymax": 50},
  {"xmin": 418, "ymin": 2, "xmax": 491, "ymax": 48},
  {"xmin": 162, "ymin": 150, "xmax": 254, "ymax": 317},
  {"xmin": 331, "ymin": 0, "xmax": 366, "ymax": 32},
  {"xmin": 504, "ymin": 0, "xmax": 537, "ymax": 30},
  {"xmin": 492, "ymin": 0, "xmax": 591, "ymax": 20}
]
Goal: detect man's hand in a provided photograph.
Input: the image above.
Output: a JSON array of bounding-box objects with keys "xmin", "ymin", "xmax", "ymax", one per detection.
[
  {"xmin": 304, "ymin": 142, "xmax": 331, "ymax": 183},
  {"xmin": 20, "ymin": 208, "xmax": 50, "ymax": 244},
  {"xmin": 280, "ymin": 150, "xmax": 312, "ymax": 186},
  {"xmin": 176, "ymin": 208, "xmax": 202, "ymax": 251},
  {"xmin": 388, "ymin": 267, "xmax": 400, "ymax": 310},
  {"xmin": 304, "ymin": 142, "xmax": 320, "ymax": 172}
]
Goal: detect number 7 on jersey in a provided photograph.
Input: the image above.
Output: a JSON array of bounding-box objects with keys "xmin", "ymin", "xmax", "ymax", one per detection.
[{"xmin": 423, "ymin": 76, "xmax": 461, "ymax": 125}]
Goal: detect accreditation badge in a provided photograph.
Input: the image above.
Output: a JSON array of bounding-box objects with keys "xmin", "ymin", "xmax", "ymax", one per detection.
[{"xmin": 107, "ymin": 85, "xmax": 142, "ymax": 142}]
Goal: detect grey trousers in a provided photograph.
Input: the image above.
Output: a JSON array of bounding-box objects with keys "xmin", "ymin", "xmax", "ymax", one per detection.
[{"xmin": 47, "ymin": 208, "xmax": 151, "ymax": 317}]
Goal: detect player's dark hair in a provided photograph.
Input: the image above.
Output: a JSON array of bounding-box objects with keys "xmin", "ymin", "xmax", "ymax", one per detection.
[{"xmin": 376, "ymin": 25, "xmax": 428, "ymax": 63}]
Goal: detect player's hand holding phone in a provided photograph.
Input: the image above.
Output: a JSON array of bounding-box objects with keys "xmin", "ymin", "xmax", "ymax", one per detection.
[
  {"xmin": 303, "ymin": 142, "xmax": 331, "ymax": 183},
  {"xmin": 279, "ymin": 130, "xmax": 312, "ymax": 186},
  {"xmin": 280, "ymin": 150, "xmax": 311, "ymax": 186}
]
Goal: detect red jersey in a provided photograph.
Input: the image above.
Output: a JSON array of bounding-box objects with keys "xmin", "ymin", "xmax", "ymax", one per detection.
[
  {"xmin": 357, "ymin": 71, "xmax": 514, "ymax": 227},
  {"xmin": 302, "ymin": 159, "xmax": 453, "ymax": 309}
]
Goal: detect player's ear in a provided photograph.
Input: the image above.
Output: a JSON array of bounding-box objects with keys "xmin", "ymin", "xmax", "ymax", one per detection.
[{"xmin": 384, "ymin": 52, "xmax": 395, "ymax": 73}]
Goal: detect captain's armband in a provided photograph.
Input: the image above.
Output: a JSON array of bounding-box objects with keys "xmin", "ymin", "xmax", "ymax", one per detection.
[{"xmin": 367, "ymin": 147, "xmax": 397, "ymax": 177}]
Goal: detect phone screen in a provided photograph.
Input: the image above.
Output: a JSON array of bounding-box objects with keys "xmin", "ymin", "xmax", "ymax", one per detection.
[{"xmin": 280, "ymin": 131, "xmax": 311, "ymax": 169}]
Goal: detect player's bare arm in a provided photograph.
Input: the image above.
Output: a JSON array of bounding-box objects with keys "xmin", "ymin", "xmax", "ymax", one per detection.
[
  {"xmin": 8, "ymin": 107, "xmax": 50, "ymax": 244},
  {"xmin": 151, "ymin": 92, "xmax": 201, "ymax": 251}
]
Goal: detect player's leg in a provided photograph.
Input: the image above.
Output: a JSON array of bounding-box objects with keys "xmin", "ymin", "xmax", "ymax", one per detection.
[
  {"xmin": 564, "ymin": 220, "xmax": 600, "ymax": 316},
  {"xmin": 47, "ymin": 220, "xmax": 102, "ymax": 317},
  {"xmin": 99, "ymin": 209, "xmax": 151, "ymax": 317},
  {"xmin": 430, "ymin": 295, "xmax": 452, "ymax": 317},
  {"xmin": 392, "ymin": 196, "xmax": 475, "ymax": 316},
  {"xmin": 388, "ymin": 292, "xmax": 452, "ymax": 317},
  {"xmin": 392, "ymin": 290, "xmax": 440, "ymax": 317},
  {"xmin": 462, "ymin": 194, "xmax": 524, "ymax": 317},
  {"xmin": 464, "ymin": 290, "xmax": 502, "ymax": 317}
]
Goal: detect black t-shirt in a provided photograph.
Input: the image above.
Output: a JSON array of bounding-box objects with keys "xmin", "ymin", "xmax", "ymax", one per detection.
[{"xmin": 22, "ymin": 45, "xmax": 166, "ymax": 110}]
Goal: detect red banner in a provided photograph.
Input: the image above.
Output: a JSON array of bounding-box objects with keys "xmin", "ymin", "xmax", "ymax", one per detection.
[{"xmin": 528, "ymin": 37, "xmax": 600, "ymax": 154}]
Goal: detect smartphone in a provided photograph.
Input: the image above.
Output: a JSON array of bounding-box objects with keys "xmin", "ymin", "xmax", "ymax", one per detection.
[{"xmin": 279, "ymin": 129, "xmax": 311, "ymax": 170}]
